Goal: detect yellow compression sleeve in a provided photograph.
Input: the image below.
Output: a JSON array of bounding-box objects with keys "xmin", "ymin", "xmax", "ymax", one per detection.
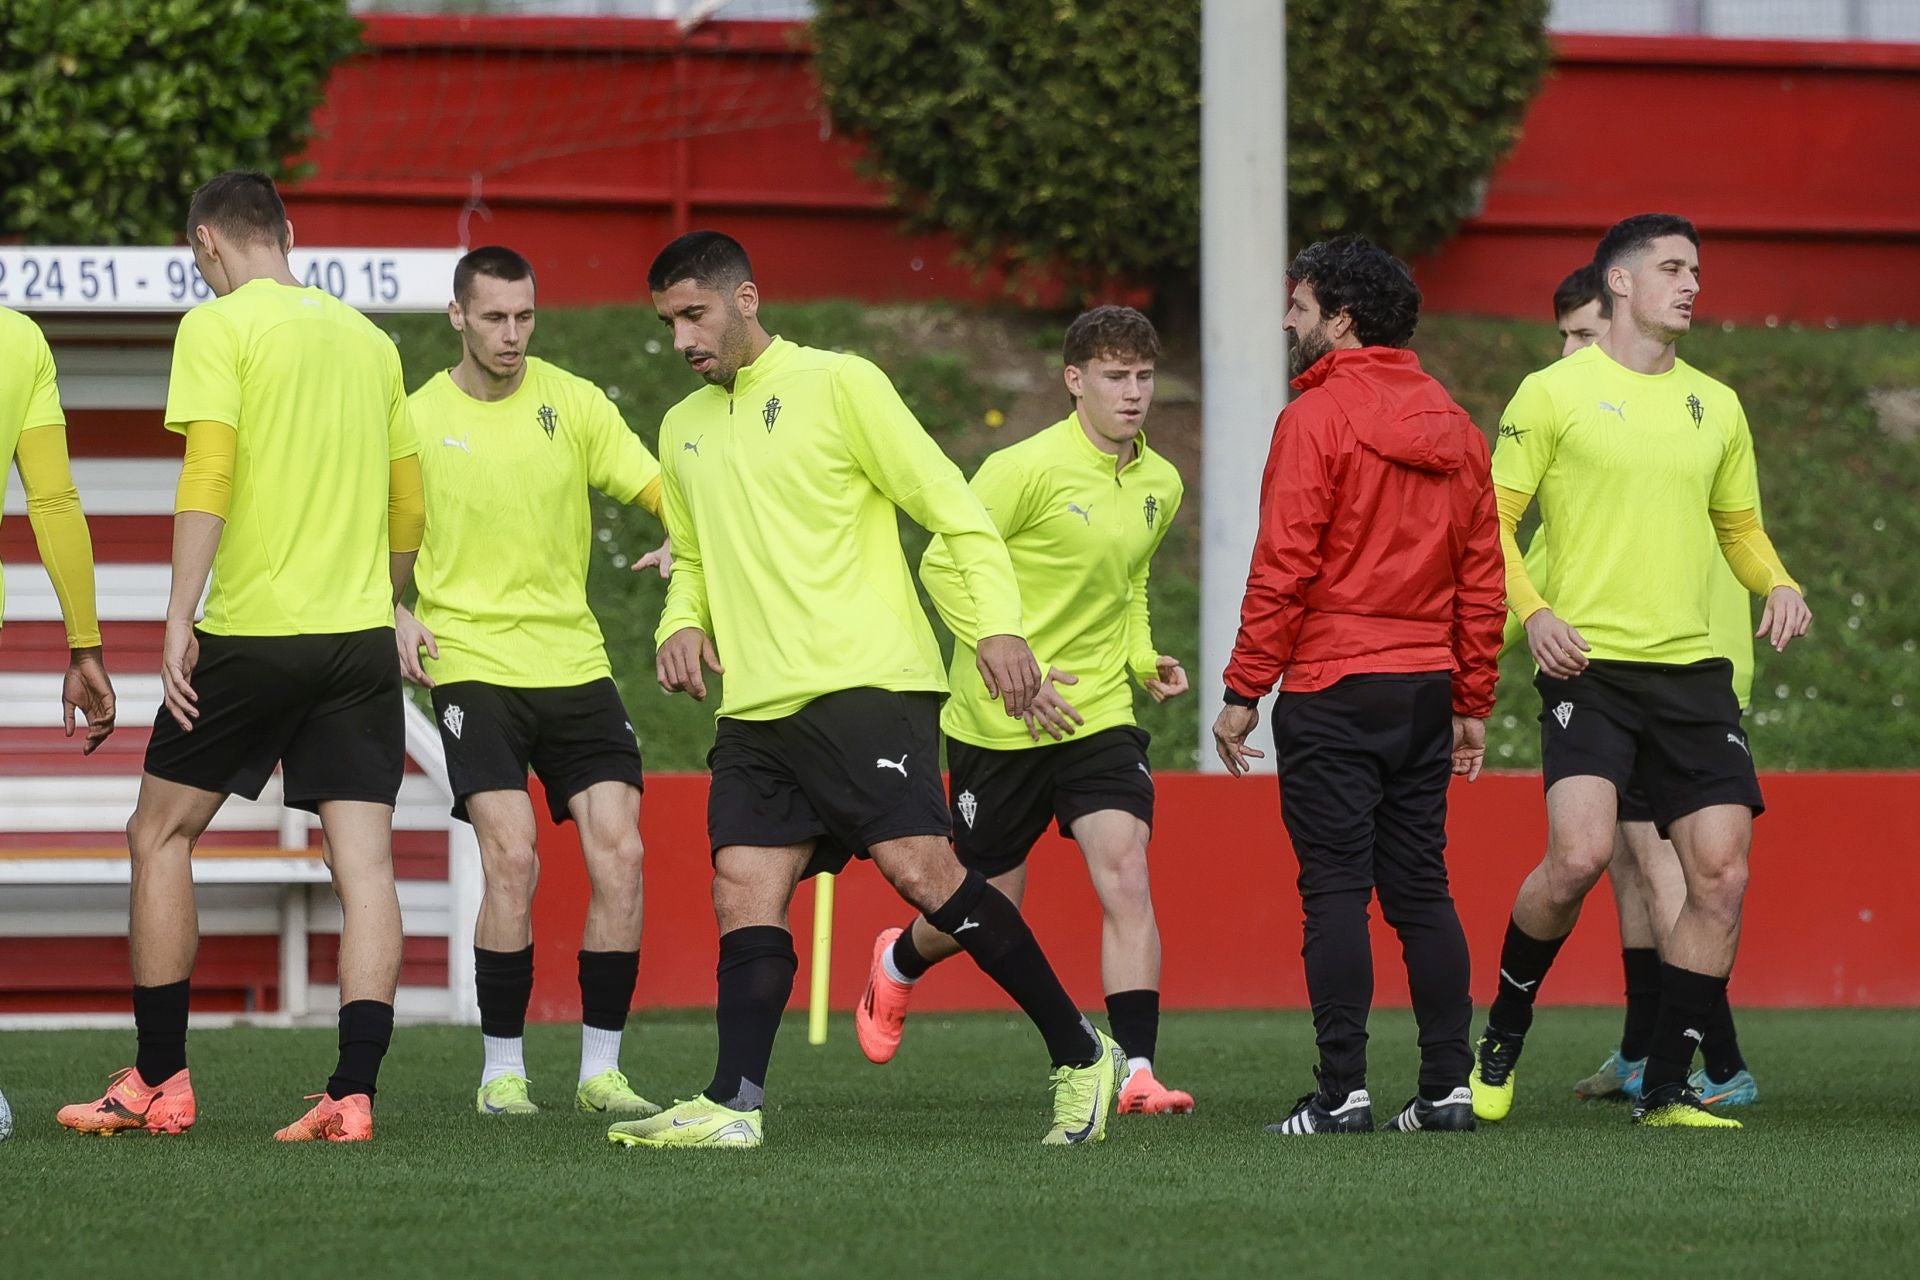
[
  {"xmin": 1496, "ymin": 484, "xmax": 1550, "ymax": 623},
  {"xmin": 175, "ymin": 419, "xmax": 237, "ymax": 519},
  {"xmin": 389, "ymin": 453, "xmax": 425, "ymax": 554},
  {"xmin": 1711, "ymin": 507, "xmax": 1799, "ymax": 597},
  {"xmin": 15, "ymin": 425, "xmax": 102, "ymax": 648},
  {"xmin": 636, "ymin": 474, "xmax": 663, "ymax": 519}
]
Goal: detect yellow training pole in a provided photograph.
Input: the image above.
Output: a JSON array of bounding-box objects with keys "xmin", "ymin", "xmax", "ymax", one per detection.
[{"xmin": 808, "ymin": 872, "xmax": 835, "ymax": 1045}]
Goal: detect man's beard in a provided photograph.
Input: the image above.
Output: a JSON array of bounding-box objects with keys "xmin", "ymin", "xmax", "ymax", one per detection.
[{"xmin": 1289, "ymin": 324, "xmax": 1332, "ymax": 376}]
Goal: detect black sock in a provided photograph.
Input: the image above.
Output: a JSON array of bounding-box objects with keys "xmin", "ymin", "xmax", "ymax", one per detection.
[
  {"xmin": 890, "ymin": 927, "xmax": 936, "ymax": 982},
  {"xmin": 1619, "ymin": 948, "xmax": 1663, "ymax": 1061},
  {"xmin": 133, "ymin": 980, "xmax": 191, "ymax": 1084},
  {"xmin": 578, "ymin": 949, "xmax": 640, "ymax": 1032},
  {"xmin": 1642, "ymin": 963, "xmax": 1727, "ymax": 1095},
  {"xmin": 474, "ymin": 944, "xmax": 535, "ymax": 1039},
  {"xmin": 1700, "ymin": 988, "xmax": 1747, "ymax": 1082},
  {"xmin": 1105, "ymin": 989, "xmax": 1159, "ymax": 1066},
  {"xmin": 326, "ymin": 1000, "xmax": 395, "ymax": 1101},
  {"xmin": 927, "ymin": 871, "xmax": 1098, "ymax": 1069},
  {"xmin": 1486, "ymin": 917, "xmax": 1569, "ymax": 1039},
  {"xmin": 702, "ymin": 925, "xmax": 796, "ymax": 1112}
]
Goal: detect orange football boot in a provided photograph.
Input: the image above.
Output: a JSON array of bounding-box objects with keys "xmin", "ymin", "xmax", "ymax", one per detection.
[
  {"xmin": 274, "ymin": 1092, "xmax": 374, "ymax": 1143},
  {"xmin": 1117, "ymin": 1067, "xmax": 1196, "ymax": 1115},
  {"xmin": 856, "ymin": 927, "xmax": 916, "ymax": 1064},
  {"xmin": 57, "ymin": 1067, "xmax": 197, "ymax": 1136}
]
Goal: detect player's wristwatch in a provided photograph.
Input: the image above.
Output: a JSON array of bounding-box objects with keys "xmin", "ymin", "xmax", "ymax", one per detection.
[{"xmin": 1222, "ymin": 688, "xmax": 1259, "ymax": 709}]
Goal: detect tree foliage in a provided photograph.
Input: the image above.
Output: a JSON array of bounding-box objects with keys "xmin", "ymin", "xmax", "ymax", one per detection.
[
  {"xmin": 812, "ymin": 0, "xmax": 1551, "ymax": 290},
  {"xmin": 0, "ymin": 0, "xmax": 359, "ymax": 244}
]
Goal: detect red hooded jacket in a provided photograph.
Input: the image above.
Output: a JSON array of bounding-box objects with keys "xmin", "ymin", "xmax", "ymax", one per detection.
[{"xmin": 1224, "ymin": 346, "xmax": 1505, "ymax": 717}]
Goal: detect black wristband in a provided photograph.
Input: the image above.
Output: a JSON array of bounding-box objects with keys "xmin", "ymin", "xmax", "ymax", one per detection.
[{"xmin": 1222, "ymin": 688, "xmax": 1259, "ymax": 708}]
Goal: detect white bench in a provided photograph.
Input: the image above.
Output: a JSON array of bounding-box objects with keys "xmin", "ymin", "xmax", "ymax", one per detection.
[{"xmin": 0, "ymin": 848, "xmax": 331, "ymax": 1017}]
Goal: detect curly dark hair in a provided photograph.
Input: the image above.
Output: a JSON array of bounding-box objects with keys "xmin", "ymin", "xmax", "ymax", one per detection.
[
  {"xmin": 1062, "ymin": 304, "xmax": 1160, "ymax": 367},
  {"xmin": 1285, "ymin": 235, "xmax": 1421, "ymax": 348}
]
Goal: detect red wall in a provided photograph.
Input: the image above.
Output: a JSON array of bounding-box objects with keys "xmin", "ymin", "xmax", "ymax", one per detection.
[
  {"xmin": 524, "ymin": 771, "xmax": 1920, "ymax": 1019},
  {"xmin": 282, "ymin": 19, "xmax": 1920, "ymax": 324},
  {"xmin": 1410, "ymin": 36, "xmax": 1920, "ymax": 325}
]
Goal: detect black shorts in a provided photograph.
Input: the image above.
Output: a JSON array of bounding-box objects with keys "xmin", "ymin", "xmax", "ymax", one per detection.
[
  {"xmin": 1536, "ymin": 658, "xmax": 1762, "ymax": 835},
  {"xmin": 430, "ymin": 678, "xmax": 644, "ymax": 825},
  {"xmin": 947, "ymin": 726, "xmax": 1155, "ymax": 877},
  {"xmin": 1616, "ymin": 780, "xmax": 1654, "ymax": 825},
  {"xmin": 144, "ymin": 627, "xmax": 404, "ymax": 811},
  {"xmin": 706, "ymin": 688, "xmax": 948, "ymax": 880}
]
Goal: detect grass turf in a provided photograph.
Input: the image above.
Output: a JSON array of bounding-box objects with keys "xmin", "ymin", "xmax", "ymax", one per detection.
[{"xmin": 4, "ymin": 1008, "xmax": 1915, "ymax": 1277}]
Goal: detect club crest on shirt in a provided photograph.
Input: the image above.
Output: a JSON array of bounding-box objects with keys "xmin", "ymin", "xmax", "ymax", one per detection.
[
  {"xmin": 956, "ymin": 789, "xmax": 978, "ymax": 829},
  {"xmin": 762, "ymin": 396, "xmax": 781, "ymax": 432},
  {"xmin": 1686, "ymin": 394, "xmax": 1704, "ymax": 428},
  {"xmin": 1144, "ymin": 494, "xmax": 1160, "ymax": 528},
  {"xmin": 536, "ymin": 404, "xmax": 558, "ymax": 439}
]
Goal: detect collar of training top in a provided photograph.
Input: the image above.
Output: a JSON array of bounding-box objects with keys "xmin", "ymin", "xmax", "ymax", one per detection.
[
  {"xmin": 1058, "ymin": 413, "xmax": 1149, "ymax": 474},
  {"xmin": 722, "ymin": 334, "xmax": 795, "ymax": 395},
  {"xmin": 1291, "ymin": 344, "xmax": 1420, "ymax": 393}
]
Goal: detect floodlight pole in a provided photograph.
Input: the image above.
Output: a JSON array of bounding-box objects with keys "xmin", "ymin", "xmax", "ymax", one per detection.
[{"xmin": 1198, "ymin": 0, "xmax": 1287, "ymax": 773}]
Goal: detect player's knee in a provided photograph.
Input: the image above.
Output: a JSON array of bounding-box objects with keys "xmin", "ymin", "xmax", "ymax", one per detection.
[
  {"xmin": 1544, "ymin": 839, "xmax": 1612, "ymax": 903},
  {"xmin": 481, "ymin": 840, "xmax": 540, "ymax": 906},
  {"xmin": 1098, "ymin": 854, "xmax": 1154, "ymax": 925},
  {"xmin": 590, "ymin": 841, "xmax": 645, "ymax": 912},
  {"xmin": 125, "ymin": 810, "xmax": 189, "ymax": 864},
  {"xmin": 585, "ymin": 826, "xmax": 645, "ymax": 872},
  {"xmin": 885, "ymin": 854, "xmax": 961, "ymax": 916},
  {"xmin": 1688, "ymin": 852, "xmax": 1749, "ymax": 921}
]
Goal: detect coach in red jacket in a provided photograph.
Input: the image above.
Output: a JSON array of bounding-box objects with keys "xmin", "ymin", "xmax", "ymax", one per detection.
[{"xmin": 1212, "ymin": 236, "xmax": 1505, "ymax": 1137}]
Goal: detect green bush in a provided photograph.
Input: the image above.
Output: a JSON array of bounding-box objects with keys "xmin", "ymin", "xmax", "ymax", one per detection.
[
  {"xmin": 0, "ymin": 0, "xmax": 359, "ymax": 244},
  {"xmin": 811, "ymin": 0, "xmax": 1551, "ymax": 291}
]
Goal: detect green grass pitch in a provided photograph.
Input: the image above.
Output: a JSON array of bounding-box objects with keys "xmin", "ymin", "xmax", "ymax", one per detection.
[{"xmin": 5, "ymin": 1008, "xmax": 1915, "ymax": 1278}]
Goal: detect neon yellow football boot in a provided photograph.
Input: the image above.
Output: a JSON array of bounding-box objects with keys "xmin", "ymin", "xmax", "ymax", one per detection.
[
  {"xmin": 1470, "ymin": 1029, "xmax": 1522, "ymax": 1123},
  {"xmin": 475, "ymin": 1073, "xmax": 539, "ymax": 1116},
  {"xmin": 606, "ymin": 1096, "xmax": 762, "ymax": 1149},
  {"xmin": 577, "ymin": 1068, "xmax": 661, "ymax": 1117},
  {"xmin": 1633, "ymin": 1082, "xmax": 1743, "ymax": 1129},
  {"xmin": 1042, "ymin": 1029, "xmax": 1127, "ymax": 1146}
]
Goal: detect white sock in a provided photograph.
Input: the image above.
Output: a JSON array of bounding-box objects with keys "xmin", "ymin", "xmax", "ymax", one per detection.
[
  {"xmin": 481, "ymin": 1035, "xmax": 526, "ymax": 1086},
  {"xmin": 880, "ymin": 944, "xmax": 919, "ymax": 986},
  {"xmin": 580, "ymin": 1025, "xmax": 623, "ymax": 1083},
  {"xmin": 1126, "ymin": 1056, "xmax": 1153, "ymax": 1079}
]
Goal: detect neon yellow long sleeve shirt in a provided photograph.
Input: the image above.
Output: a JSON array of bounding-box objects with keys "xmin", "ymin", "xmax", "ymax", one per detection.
[
  {"xmin": 655, "ymin": 337, "xmax": 1024, "ymax": 720},
  {"xmin": 922, "ymin": 415, "xmax": 1183, "ymax": 749}
]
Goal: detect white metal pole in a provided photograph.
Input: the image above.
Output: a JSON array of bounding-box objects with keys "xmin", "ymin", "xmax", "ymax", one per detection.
[{"xmin": 1198, "ymin": 0, "xmax": 1287, "ymax": 772}]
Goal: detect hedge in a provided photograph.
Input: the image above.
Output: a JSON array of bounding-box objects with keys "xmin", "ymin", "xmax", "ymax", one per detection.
[
  {"xmin": 0, "ymin": 0, "xmax": 359, "ymax": 244},
  {"xmin": 810, "ymin": 0, "xmax": 1551, "ymax": 292}
]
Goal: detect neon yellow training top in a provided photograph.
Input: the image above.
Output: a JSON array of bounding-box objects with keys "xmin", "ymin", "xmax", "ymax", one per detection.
[
  {"xmin": 1491, "ymin": 343, "xmax": 1765, "ymax": 667},
  {"xmin": 163, "ymin": 279, "xmax": 418, "ymax": 636},
  {"xmin": 655, "ymin": 336, "xmax": 1023, "ymax": 721},
  {"xmin": 1511, "ymin": 498, "xmax": 1762, "ymax": 707},
  {"xmin": 923, "ymin": 414, "xmax": 1183, "ymax": 749},
  {"xmin": 1, "ymin": 306, "xmax": 101, "ymax": 647},
  {"xmin": 409, "ymin": 357, "xmax": 663, "ymax": 687}
]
